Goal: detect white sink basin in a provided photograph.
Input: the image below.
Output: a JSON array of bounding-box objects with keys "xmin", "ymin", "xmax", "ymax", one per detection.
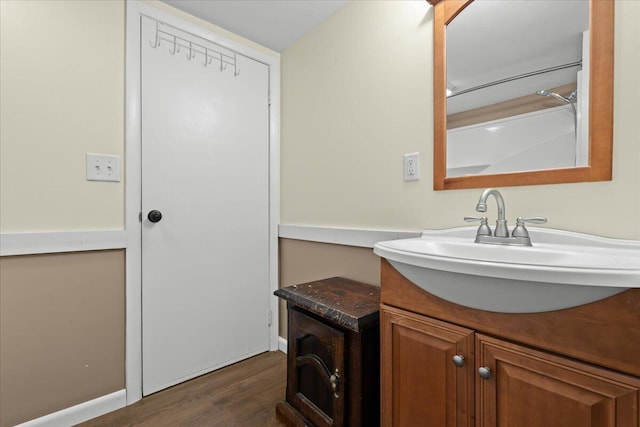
[{"xmin": 374, "ymin": 227, "xmax": 640, "ymax": 313}]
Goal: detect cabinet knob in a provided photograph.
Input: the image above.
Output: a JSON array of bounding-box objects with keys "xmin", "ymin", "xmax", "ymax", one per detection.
[
  {"xmin": 478, "ymin": 366, "xmax": 492, "ymax": 380},
  {"xmin": 452, "ymin": 354, "xmax": 465, "ymax": 367}
]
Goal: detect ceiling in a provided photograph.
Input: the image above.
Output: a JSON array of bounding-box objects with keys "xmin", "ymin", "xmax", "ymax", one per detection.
[
  {"xmin": 447, "ymin": 0, "xmax": 589, "ymax": 114},
  {"xmin": 162, "ymin": 0, "xmax": 349, "ymax": 52}
]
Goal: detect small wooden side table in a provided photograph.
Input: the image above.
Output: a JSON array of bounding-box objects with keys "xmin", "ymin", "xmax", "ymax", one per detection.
[{"xmin": 274, "ymin": 277, "xmax": 380, "ymax": 427}]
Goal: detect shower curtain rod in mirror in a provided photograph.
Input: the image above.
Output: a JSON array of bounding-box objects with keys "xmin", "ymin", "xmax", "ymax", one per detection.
[{"xmin": 448, "ymin": 60, "xmax": 581, "ymax": 98}]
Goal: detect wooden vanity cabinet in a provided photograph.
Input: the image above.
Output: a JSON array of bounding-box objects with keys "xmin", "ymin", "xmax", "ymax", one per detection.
[
  {"xmin": 381, "ymin": 305, "xmax": 474, "ymax": 426},
  {"xmin": 380, "ymin": 260, "xmax": 640, "ymax": 427},
  {"xmin": 476, "ymin": 334, "xmax": 640, "ymax": 427}
]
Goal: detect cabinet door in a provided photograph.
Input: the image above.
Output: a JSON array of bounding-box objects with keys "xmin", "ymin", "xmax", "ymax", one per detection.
[
  {"xmin": 288, "ymin": 308, "xmax": 345, "ymax": 427},
  {"xmin": 476, "ymin": 334, "xmax": 640, "ymax": 427},
  {"xmin": 381, "ymin": 304, "xmax": 474, "ymax": 427}
]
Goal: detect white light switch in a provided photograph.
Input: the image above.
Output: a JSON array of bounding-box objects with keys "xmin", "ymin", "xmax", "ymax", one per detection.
[
  {"xmin": 86, "ymin": 153, "xmax": 121, "ymax": 182},
  {"xmin": 404, "ymin": 152, "xmax": 420, "ymax": 181}
]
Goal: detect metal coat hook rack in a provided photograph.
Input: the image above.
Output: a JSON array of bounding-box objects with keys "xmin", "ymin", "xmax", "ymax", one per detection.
[{"xmin": 148, "ymin": 18, "xmax": 239, "ymax": 77}]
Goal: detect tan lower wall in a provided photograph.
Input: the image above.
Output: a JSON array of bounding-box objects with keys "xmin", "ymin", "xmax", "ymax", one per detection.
[
  {"xmin": 0, "ymin": 250, "xmax": 125, "ymax": 427},
  {"xmin": 278, "ymin": 238, "xmax": 381, "ymax": 338}
]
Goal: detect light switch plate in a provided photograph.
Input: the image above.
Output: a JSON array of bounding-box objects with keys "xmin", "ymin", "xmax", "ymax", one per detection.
[{"xmin": 86, "ymin": 153, "xmax": 121, "ymax": 182}]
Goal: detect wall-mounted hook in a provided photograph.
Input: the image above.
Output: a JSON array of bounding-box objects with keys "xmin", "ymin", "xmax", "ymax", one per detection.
[
  {"xmin": 169, "ymin": 35, "xmax": 177, "ymax": 55},
  {"xmin": 149, "ymin": 20, "xmax": 159, "ymax": 48},
  {"xmin": 187, "ymin": 41, "xmax": 194, "ymax": 60},
  {"xmin": 234, "ymin": 52, "xmax": 240, "ymax": 77}
]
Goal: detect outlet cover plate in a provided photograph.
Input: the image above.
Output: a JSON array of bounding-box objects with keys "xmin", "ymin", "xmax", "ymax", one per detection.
[{"xmin": 404, "ymin": 152, "xmax": 420, "ymax": 181}]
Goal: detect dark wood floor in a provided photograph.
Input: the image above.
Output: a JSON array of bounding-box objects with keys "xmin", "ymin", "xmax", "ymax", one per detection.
[{"xmin": 77, "ymin": 351, "xmax": 287, "ymax": 427}]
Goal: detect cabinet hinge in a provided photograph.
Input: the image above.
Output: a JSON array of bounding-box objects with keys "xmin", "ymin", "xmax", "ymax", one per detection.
[
  {"xmin": 139, "ymin": 212, "xmax": 142, "ymax": 222},
  {"xmin": 268, "ymin": 309, "xmax": 273, "ymax": 326},
  {"xmin": 268, "ymin": 90, "xmax": 272, "ymax": 106}
]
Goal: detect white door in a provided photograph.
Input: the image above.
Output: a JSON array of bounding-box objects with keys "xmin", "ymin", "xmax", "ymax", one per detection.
[{"xmin": 140, "ymin": 17, "xmax": 270, "ymax": 395}]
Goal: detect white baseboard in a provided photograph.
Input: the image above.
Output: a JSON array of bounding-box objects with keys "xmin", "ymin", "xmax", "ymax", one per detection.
[
  {"xmin": 278, "ymin": 336, "xmax": 287, "ymax": 354},
  {"xmin": 15, "ymin": 389, "xmax": 126, "ymax": 427},
  {"xmin": 0, "ymin": 230, "xmax": 126, "ymax": 256},
  {"xmin": 278, "ymin": 224, "xmax": 420, "ymax": 248}
]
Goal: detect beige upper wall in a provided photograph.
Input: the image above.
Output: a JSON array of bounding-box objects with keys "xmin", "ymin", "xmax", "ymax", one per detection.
[
  {"xmin": 281, "ymin": 0, "xmax": 640, "ymax": 240},
  {"xmin": 3, "ymin": 0, "xmax": 637, "ymax": 238},
  {"xmin": 0, "ymin": 0, "xmax": 125, "ymax": 232},
  {"xmin": 0, "ymin": 0, "xmax": 278, "ymax": 233}
]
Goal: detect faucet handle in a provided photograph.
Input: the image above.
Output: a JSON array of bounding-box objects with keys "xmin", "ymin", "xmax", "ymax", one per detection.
[
  {"xmin": 517, "ymin": 216, "xmax": 547, "ymax": 225},
  {"xmin": 464, "ymin": 216, "xmax": 492, "ymax": 236},
  {"xmin": 512, "ymin": 216, "xmax": 547, "ymax": 238}
]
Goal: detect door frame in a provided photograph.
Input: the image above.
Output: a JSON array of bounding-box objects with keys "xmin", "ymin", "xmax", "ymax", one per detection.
[{"xmin": 125, "ymin": 0, "xmax": 280, "ymax": 405}]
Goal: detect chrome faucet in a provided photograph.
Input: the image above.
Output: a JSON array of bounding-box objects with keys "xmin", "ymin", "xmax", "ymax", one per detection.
[
  {"xmin": 475, "ymin": 188, "xmax": 509, "ymax": 237},
  {"xmin": 465, "ymin": 188, "xmax": 547, "ymax": 246}
]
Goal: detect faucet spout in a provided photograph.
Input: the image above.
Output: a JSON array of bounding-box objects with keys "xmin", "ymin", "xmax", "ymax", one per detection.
[
  {"xmin": 476, "ymin": 188, "xmax": 509, "ymax": 237},
  {"xmin": 476, "ymin": 188, "xmax": 505, "ymax": 220}
]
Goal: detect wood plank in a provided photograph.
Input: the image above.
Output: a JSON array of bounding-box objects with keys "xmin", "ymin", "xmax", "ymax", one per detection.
[
  {"xmin": 276, "ymin": 401, "xmax": 313, "ymax": 426},
  {"xmin": 77, "ymin": 351, "xmax": 287, "ymax": 427}
]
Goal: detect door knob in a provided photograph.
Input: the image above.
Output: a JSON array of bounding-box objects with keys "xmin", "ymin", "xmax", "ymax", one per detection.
[{"xmin": 147, "ymin": 210, "xmax": 163, "ymax": 223}]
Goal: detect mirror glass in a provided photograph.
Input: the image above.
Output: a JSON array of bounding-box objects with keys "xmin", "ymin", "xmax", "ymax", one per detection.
[
  {"xmin": 432, "ymin": 0, "xmax": 613, "ymax": 190},
  {"xmin": 446, "ymin": 0, "xmax": 588, "ymax": 177}
]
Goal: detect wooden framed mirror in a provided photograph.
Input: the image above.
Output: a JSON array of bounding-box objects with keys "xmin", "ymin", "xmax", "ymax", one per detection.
[{"xmin": 429, "ymin": 0, "xmax": 614, "ymax": 190}]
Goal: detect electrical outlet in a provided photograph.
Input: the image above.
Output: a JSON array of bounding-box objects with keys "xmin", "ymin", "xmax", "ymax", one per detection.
[
  {"xmin": 86, "ymin": 153, "xmax": 121, "ymax": 182},
  {"xmin": 404, "ymin": 152, "xmax": 420, "ymax": 181}
]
